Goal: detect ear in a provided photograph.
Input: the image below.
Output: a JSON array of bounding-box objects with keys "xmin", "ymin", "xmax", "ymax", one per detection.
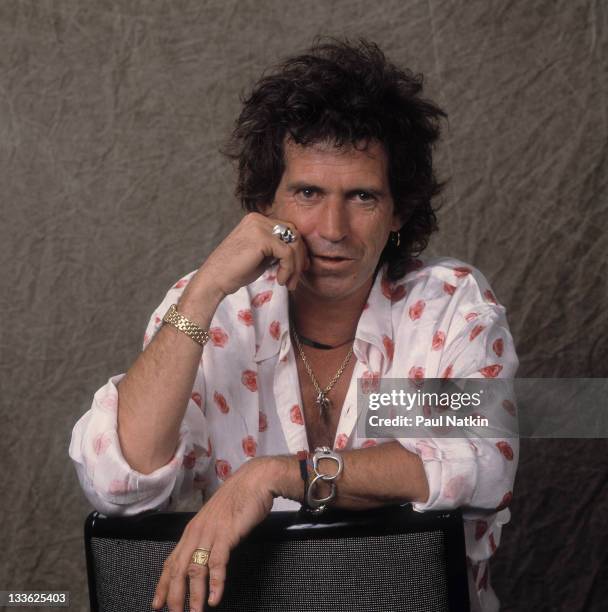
[{"xmin": 390, "ymin": 207, "xmax": 407, "ymax": 232}]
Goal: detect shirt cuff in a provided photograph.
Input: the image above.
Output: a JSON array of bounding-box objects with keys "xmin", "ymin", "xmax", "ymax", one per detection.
[
  {"xmin": 397, "ymin": 437, "xmax": 479, "ymax": 512},
  {"xmin": 69, "ymin": 374, "xmax": 189, "ymax": 514}
]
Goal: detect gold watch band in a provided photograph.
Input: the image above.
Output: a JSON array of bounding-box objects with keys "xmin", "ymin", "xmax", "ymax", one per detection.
[{"xmin": 162, "ymin": 304, "xmax": 210, "ymax": 347}]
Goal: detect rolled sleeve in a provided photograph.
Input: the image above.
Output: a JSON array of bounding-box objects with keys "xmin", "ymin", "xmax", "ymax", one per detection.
[
  {"xmin": 69, "ymin": 375, "xmax": 191, "ymax": 516},
  {"xmin": 399, "ymin": 305, "xmax": 519, "ymax": 513}
]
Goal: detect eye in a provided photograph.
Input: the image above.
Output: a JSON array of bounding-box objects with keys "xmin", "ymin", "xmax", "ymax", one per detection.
[
  {"xmin": 354, "ymin": 191, "xmax": 377, "ymax": 203},
  {"xmin": 296, "ymin": 187, "xmax": 320, "ymax": 201}
]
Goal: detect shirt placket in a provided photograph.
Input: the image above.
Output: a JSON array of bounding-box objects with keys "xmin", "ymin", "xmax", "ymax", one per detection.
[{"xmin": 273, "ymin": 337, "xmax": 309, "ymax": 455}]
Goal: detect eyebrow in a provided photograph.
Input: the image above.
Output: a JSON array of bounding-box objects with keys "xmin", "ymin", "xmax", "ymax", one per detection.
[{"xmin": 286, "ymin": 181, "xmax": 386, "ymax": 198}]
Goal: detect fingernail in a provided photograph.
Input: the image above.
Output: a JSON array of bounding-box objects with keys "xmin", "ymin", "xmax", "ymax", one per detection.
[
  {"xmin": 151, "ymin": 597, "xmax": 158, "ymax": 608},
  {"xmin": 209, "ymin": 590, "xmax": 215, "ymax": 603}
]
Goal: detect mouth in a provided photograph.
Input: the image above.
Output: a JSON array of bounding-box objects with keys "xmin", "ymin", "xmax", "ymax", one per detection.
[{"xmin": 311, "ymin": 254, "xmax": 355, "ymax": 267}]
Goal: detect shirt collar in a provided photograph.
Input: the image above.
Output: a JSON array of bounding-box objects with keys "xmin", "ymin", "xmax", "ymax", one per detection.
[
  {"xmin": 352, "ymin": 265, "xmax": 394, "ymax": 366},
  {"xmin": 252, "ymin": 264, "xmax": 395, "ymax": 365}
]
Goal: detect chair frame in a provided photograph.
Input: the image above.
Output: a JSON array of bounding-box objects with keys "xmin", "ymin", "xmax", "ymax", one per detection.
[{"xmin": 85, "ymin": 504, "xmax": 470, "ymax": 611}]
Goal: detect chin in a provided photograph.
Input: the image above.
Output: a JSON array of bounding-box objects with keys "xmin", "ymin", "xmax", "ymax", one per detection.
[{"xmin": 298, "ymin": 272, "xmax": 368, "ymax": 301}]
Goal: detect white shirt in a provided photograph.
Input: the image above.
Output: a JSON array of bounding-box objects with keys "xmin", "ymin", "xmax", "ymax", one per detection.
[{"xmin": 69, "ymin": 256, "xmax": 519, "ymax": 612}]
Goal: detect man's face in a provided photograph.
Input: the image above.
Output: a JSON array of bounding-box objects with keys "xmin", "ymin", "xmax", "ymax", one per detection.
[{"xmin": 266, "ymin": 138, "xmax": 401, "ymax": 301}]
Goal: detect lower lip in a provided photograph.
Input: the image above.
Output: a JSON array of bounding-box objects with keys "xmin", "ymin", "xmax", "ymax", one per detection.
[{"xmin": 312, "ymin": 256, "xmax": 354, "ymax": 268}]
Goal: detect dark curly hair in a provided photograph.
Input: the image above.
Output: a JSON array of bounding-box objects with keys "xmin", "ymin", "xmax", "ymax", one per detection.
[{"xmin": 224, "ymin": 37, "xmax": 447, "ymax": 281}]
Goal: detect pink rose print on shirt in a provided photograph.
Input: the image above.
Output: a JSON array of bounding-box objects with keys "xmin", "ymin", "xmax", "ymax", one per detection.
[
  {"xmin": 484, "ymin": 289, "xmax": 497, "ymax": 304},
  {"xmin": 252, "ymin": 290, "xmax": 273, "ymax": 308},
  {"xmin": 183, "ymin": 451, "xmax": 196, "ymax": 469},
  {"xmin": 472, "ymin": 563, "xmax": 480, "ymax": 582},
  {"xmin": 108, "ymin": 477, "xmax": 132, "ymax": 495},
  {"xmin": 381, "ymin": 277, "xmax": 406, "ymax": 303},
  {"xmin": 479, "ymin": 364, "xmax": 503, "ymax": 378},
  {"xmin": 213, "ymin": 391, "xmax": 230, "ymax": 414},
  {"xmin": 237, "ymin": 309, "xmax": 254, "ymax": 326},
  {"xmin": 209, "ymin": 327, "xmax": 229, "ymax": 347},
  {"xmin": 493, "ymin": 338, "xmax": 504, "ymax": 357},
  {"xmin": 206, "ymin": 437, "xmax": 213, "ymax": 457},
  {"xmin": 441, "ymin": 364, "xmax": 454, "ymax": 379},
  {"xmin": 361, "ymin": 370, "xmax": 381, "ymax": 394},
  {"xmin": 382, "ymin": 335, "xmax": 394, "ymax": 362},
  {"xmin": 489, "ymin": 532, "xmax": 497, "ymax": 553},
  {"xmin": 453, "ymin": 266, "xmax": 471, "ymax": 278},
  {"xmin": 469, "ymin": 324, "xmax": 486, "ymax": 341},
  {"xmin": 444, "ymin": 474, "xmax": 468, "ymax": 500},
  {"xmin": 335, "ymin": 433, "xmax": 348, "ymax": 450},
  {"xmin": 143, "ymin": 332, "xmax": 150, "ymax": 346},
  {"xmin": 432, "ymin": 331, "xmax": 445, "ymax": 351},
  {"xmin": 290, "ymin": 404, "xmax": 304, "ymax": 425},
  {"xmin": 93, "ymin": 432, "xmax": 111, "ymax": 456},
  {"xmin": 496, "ymin": 491, "xmax": 513, "ymax": 511},
  {"xmin": 173, "ymin": 277, "xmax": 190, "ymax": 289},
  {"xmin": 496, "ymin": 441, "xmax": 514, "ymax": 461},
  {"xmin": 242, "ymin": 435, "xmax": 257, "ymax": 457},
  {"xmin": 409, "ymin": 299, "xmax": 426, "ymax": 321},
  {"xmin": 259, "ymin": 411, "xmax": 268, "ymax": 432},
  {"xmin": 97, "ymin": 390, "xmax": 118, "ymax": 413},
  {"xmin": 408, "ymin": 366, "xmax": 425, "ymax": 382},
  {"xmin": 361, "ymin": 439, "xmax": 377, "ymax": 448},
  {"xmin": 443, "ymin": 282, "xmax": 457, "ymax": 295},
  {"xmin": 269, "ymin": 320, "xmax": 281, "ymax": 340},
  {"xmin": 264, "ymin": 271, "xmax": 277, "ymax": 282},
  {"xmin": 416, "ymin": 440, "xmax": 436, "ymax": 461},
  {"xmin": 241, "ymin": 370, "xmax": 258, "ymax": 392},
  {"xmin": 215, "ymin": 459, "xmax": 232, "ymax": 481},
  {"xmin": 465, "ymin": 312, "xmax": 478, "ymax": 322},
  {"xmin": 475, "ymin": 520, "xmax": 488, "ymax": 540},
  {"xmin": 191, "ymin": 392, "xmax": 202, "ymax": 408},
  {"xmin": 154, "ymin": 315, "xmax": 161, "ymax": 326},
  {"xmin": 502, "ymin": 399, "xmax": 516, "ymax": 416}
]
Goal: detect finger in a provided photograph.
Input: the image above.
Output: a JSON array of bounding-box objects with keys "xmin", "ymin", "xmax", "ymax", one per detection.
[
  {"xmin": 207, "ymin": 542, "xmax": 230, "ymax": 607},
  {"xmin": 186, "ymin": 559, "xmax": 209, "ymax": 612},
  {"xmin": 287, "ymin": 237, "xmax": 311, "ymax": 291},
  {"xmin": 166, "ymin": 553, "xmax": 189, "ymax": 612},
  {"xmin": 273, "ymin": 244, "xmax": 296, "ymax": 286},
  {"xmin": 152, "ymin": 555, "xmax": 174, "ymax": 610}
]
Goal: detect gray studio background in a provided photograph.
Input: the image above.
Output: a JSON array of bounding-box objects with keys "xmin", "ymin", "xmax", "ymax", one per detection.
[{"xmin": 2, "ymin": 1, "xmax": 607, "ymax": 611}]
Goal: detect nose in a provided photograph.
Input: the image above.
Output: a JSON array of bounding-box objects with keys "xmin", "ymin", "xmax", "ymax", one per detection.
[{"xmin": 317, "ymin": 198, "xmax": 349, "ymax": 243}]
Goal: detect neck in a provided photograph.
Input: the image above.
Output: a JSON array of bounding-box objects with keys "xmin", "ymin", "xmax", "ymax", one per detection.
[{"xmin": 289, "ymin": 277, "xmax": 374, "ymax": 347}]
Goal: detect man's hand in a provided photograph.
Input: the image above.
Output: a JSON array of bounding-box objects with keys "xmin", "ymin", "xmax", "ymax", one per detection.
[
  {"xmin": 192, "ymin": 212, "xmax": 311, "ymax": 300},
  {"xmin": 152, "ymin": 457, "xmax": 284, "ymax": 612}
]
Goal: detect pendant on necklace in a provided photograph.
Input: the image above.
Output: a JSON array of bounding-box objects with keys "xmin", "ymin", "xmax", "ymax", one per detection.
[{"xmin": 316, "ymin": 391, "xmax": 332, "ymax": 418}]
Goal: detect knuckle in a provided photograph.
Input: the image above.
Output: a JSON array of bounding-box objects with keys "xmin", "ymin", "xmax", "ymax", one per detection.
[{"xmin": 187, "ymin": 563, "xmax": 206, "ymax": 578}]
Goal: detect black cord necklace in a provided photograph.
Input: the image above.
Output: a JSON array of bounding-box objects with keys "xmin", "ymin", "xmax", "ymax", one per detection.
[{"xmin": 296, "ymin": 333, "xmax": 354, "ymax": 351}]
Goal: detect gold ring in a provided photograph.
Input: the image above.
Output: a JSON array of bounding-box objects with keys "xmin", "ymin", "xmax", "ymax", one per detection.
[{"xmin": 191, "ymin": 547, "xmax": 211, "ymax": 566}]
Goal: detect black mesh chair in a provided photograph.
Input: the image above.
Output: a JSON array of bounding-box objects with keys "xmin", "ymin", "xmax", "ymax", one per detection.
[{"xmin": 85, "ymin": 504, "xmax": 470, "ymax": 612}]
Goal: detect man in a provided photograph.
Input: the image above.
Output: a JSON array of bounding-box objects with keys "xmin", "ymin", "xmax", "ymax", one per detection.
[{"xmin": 70, "ymin": 39, "xmax": 518, "ymax": 612}]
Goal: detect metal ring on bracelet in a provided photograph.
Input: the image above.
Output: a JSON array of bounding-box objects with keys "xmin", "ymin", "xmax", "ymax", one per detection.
[{"xmin": 272, "ymin": 223, "xmax": 297, "ymax": 244}]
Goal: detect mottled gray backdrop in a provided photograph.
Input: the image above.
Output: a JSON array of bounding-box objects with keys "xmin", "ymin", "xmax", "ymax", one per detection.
[{"xmin": 1, "ymin": 1, "xmax": 607, "ymax": 610}]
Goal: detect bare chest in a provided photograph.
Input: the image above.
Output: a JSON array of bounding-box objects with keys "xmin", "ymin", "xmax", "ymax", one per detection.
[{"xmin": 294, "ymin": 352, "xmax": 357, "ymax": 451}]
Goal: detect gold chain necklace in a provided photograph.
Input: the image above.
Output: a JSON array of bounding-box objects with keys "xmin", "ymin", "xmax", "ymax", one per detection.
[{"xmin": 292, "ymin": 329, "xmax": 354, "ymax": 419}]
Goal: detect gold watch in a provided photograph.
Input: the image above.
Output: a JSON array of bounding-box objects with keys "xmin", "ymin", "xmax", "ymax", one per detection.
[{"xmin": 162, "ymin": 304, "xmax": 210, "ymax": 347}]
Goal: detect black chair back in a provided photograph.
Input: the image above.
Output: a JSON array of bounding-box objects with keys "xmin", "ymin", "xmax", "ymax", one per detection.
[{"xmin": 85, "ymin": 504, "xmax": 470, "ymax": 611}]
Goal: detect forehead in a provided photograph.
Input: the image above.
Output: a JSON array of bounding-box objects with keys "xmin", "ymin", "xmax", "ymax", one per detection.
[{"xmin": 281, "ymin": 138, "xmax": 390, "ymax": 184}]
